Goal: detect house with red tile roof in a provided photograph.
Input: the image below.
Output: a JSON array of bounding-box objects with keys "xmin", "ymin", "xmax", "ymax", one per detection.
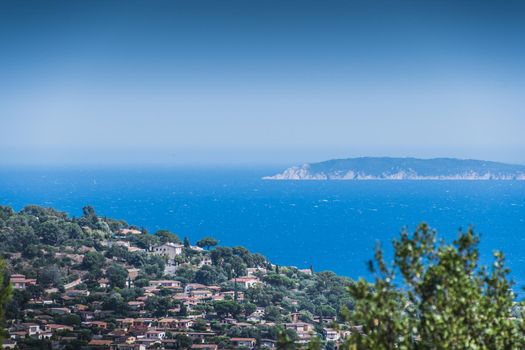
[
  {"xmin": 10, "ymin": 274, "xmax": 37, "ymax": 290},
  {"xmin": 230, "ymin": 276, "xmax": 261, "ymax": 288}
]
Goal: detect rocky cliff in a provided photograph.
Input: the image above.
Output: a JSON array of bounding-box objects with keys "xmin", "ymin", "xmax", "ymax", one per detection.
[{"xmin": 264, "ymin": 157, "xmax": 525, "ymax": 180}]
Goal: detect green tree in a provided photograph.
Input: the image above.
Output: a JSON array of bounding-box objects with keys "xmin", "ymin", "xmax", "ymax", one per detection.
[
  {"xmin": 65, "ymin": 222, "xmax": 84, "ymax": 239},
  {"xmin": 229, "ymin": 255, "xmax": 247, "ymax": 277},
  {"xmin": 22, "ymin": 244, "xmax": 39, "ymax": 259},
  {"xmin": 0, "ymin": 215, "xmax": 38, "ymax": 253},
  {"xmin": 192, "ymin": 318, "xmax": 208, "ymax": 331},
  {"xmin": 20, "ymin": 205, "xmax": 67, "ymax": 220},
  {"xmin": 172, "ymin": 334, "xmax": 193, "ymax": 349},
  {"xmin": 243, "ymin": 302, "xmax": 257, "ymax": 317},
  {"xmin": 38, "ymin": 266, "xmax": 62, "ymax": 287},
  {"xmin": 82, "ymin": 251, "xmax": 105, "ymax": 271},
  {"xmin": 106, "ymin": 264, "xmax": 128, "ymax": 289},
  {"xmin": 102, "ymin": 292, "xmax": 127, "ymax": 313},
  {"xmin": 183, "ymin": 236, "xmax": 190, "ymax": 248},
  {"xmin": 276, "ymin": 328, "xmax": 297, "ymax": 350},
  {"xmin": 213, "ymin": 300, "xmax": 243, "ymax": 319},
  {"xmin": 79, "ymin": 205, "xmax": 98, "ymax": 226},
  {"xmin": 196, "ymin": 236, "xmax": 218, "ymax": 250},
  {"xmin": 0, "ymin": 206, "xmax": 14, "ymax": 222},
  {"xmin": 146, "ymin": 295, "xmax": 173, "ymax": 317},
  {"xmin": 37, "ymin": 220, "xmax": 68, "ymax": 245},
  {"xmin": 55, "ymin": 314, "xmax": 81, "ymax": 326},
  {"xmin": 195, "ymin": 265, "xmax": 226, "ymax": 285},
  {"xmin": 133, "ymin": 234, "xmax": 160, "ymax": 250},
  {"xmin": 155, "ymin": 229, "xmax": 181, "ymax": 244},
  {"xmin": 175, "ymin": 265, "xmax": 195, "ymax": 283},
  {"xmin": 305, "ymin": 337, "xmax": 322, "ymax": 350},
  {"xmin": 0, "ymin": 259, "xmax": 12, "ymax": 345},
  {"xmin": 344, "ymin": 224, "xmax": 524, "ymax": 350},
  {"xmin": 264, "ymin": 305, "xmax": 281, "ymax": 322}
]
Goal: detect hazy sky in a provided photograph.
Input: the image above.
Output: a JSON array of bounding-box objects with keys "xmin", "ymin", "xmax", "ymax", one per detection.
[{"xmin": 1, "ymin": 0, "xmax": 525, "ymax": 165}]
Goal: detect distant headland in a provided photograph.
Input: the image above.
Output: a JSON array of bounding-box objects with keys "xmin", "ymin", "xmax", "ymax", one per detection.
[{"xmin": 264, "ymin": 157, "xmax": 525, "ymax": 180}]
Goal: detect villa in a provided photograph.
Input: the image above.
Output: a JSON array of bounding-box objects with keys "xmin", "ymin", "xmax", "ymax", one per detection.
[
  {"xmin": 10, "ymin": 274, "xmax": 37, "ymax": 290},
  {"xmin": 230, "ymin": 276, "xmax": 261, "ymax": 288},
  {"xmin": 151, "ymin": 242, "xmax": 184, "ymax": 260},
  {"xmin": 323, "ymin": 328, "xmax": 340, "ymax": 341},
  {"xmin": 149, "ymin": 280, "xmax": 182, "ymax": 288},
  {"xmin": 230, "ymin": 337, "xmax": 257, "ymax": 348}
]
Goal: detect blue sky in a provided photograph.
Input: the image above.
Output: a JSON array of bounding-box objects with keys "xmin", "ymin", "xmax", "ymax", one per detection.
[{"xmin": 1, "ymin": 0, "xmax": 525, "ymax": 165}]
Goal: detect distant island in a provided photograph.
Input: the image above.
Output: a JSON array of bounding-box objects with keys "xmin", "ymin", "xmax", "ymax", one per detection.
[{"xmin": 264, "ymin": 157, "xmax": 525, "ymax": 180}]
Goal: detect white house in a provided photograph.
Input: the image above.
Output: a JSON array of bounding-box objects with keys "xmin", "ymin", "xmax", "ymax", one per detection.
[
  {"xmin": 246, "ymin": 267, "xmax": 267, "ymax": 276},
  {"xmin": 23, "ymin": 323, "xmax": 41, "ymax": 336},
  {"xmin": 230, "ymin": 276, "xmax": 261, "ymax": 288},
  {"xmin": 198, "ymin": 256, "xmax": 213, "ymax": 267},
  {"xmin": 146, "ymin": 330, "xmax": 166, "ymax": 340},
  {"xmin": 149, "ymin": 280, "xmax": 182, "ymax": 288},
  {"xmin": 230, "ymin": 338, "xmax": 256, "ymax": 348},
  {"xmin": 151, "ymin": 242, "xmax": 183, "ymax": 261},
  {"xmin": 323, "ymin": 328, "xmax": 340, "ymax": 341},
  {"xmin": 284, "ymin": 322, "xmax": 315, "ymax": 343}
]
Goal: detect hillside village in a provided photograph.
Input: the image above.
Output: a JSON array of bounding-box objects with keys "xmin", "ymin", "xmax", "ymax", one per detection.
[{"xmin": 0, "ymin": 205, "xmax": 356, "ymax": 350}]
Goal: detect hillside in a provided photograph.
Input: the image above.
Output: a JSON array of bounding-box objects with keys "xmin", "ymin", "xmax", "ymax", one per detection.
[
  {"xmin": 264, "ymin": 157, "xmax": 525, "ymax": 180},
  {"xmin": 0, "ymin": 204, "xmax": 353, "ymax": 349}
]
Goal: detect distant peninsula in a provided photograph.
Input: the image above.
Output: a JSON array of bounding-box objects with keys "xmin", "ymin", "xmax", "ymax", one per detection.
[{"xmin": 264, "ymin": 157, "xmax": 525, "ymax": 180}]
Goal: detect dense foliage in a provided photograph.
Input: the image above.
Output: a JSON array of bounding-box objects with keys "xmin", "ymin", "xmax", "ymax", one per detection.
[
  {"xmin": 344, "ymin": 224, "xmax": 524, "ymax": 350},
  {"xmin": 0, "ymin": 259, "xmax": 11, "ymax": 344},
  {"xmin": 0, "ymin": 205, "xmax": 353, "ymax": 348}
]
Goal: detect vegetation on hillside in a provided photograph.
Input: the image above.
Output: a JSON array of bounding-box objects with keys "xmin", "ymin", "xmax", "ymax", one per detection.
[
  {"xmin": 0, "ymin": 205, "xmax": 353, "ymax": 349},
  {"xmin": 0, "ymin": 204, "xmax": 523, "ymax": 349}
]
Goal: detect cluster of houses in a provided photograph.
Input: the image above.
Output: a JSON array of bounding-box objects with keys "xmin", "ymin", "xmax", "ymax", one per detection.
[{"xmin": 3, "ymin": 230, "xmax": 353, "ymax": 349}]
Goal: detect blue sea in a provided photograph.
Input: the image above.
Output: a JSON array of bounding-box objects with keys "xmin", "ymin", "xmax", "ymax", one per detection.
[{"xmin": 1, "ymin": 166, "xmax": 525, "ymax": 291}]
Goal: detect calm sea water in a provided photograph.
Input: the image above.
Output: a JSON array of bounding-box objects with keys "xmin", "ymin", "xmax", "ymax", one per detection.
[{"xmin": 1, "ymin": 166, "xmax": 525, "ymax": 291}]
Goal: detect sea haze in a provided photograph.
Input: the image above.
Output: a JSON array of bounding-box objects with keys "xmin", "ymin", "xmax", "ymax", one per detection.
[{"xmin": 1, "ymin": 166, "xmax": 525, "ymax": 290}]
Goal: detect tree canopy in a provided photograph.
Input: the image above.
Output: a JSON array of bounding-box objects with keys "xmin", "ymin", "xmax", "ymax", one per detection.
[
  {"xmin": 106, "ymin": 264, "xmax": 129, "ymax": 289},
  {"xmin": 196, "ymin": 236, "xmax": 219, "ymax": 250},
  {"xmin": 0, "ymin": 259, "xmax": 12, "ymax": 345},
  {"xmin": 154, "ymin": 229, "xmax": 181, "ymax": 244},
  {"xmin": 344, "ymin": 224, "xmax": 524, "ymax": 350}
]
